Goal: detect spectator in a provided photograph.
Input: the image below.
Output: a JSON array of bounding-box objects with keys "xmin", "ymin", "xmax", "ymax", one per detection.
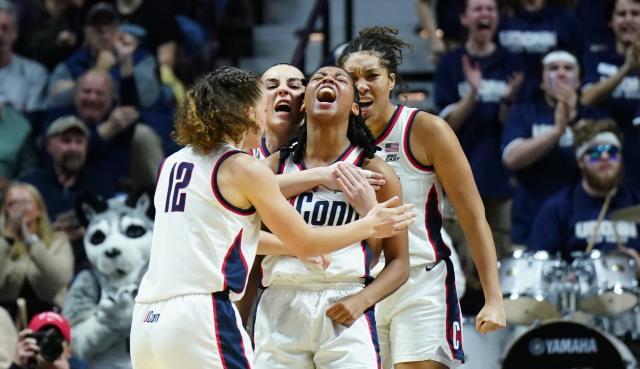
[
  {"xmin": 530, "ymin": 119, "xmax": 640, "ymax": 259},
  {"xmin": 0, "ymin": 0, "xmax": 48, "ymax": 113},
  {"xmin": 12, "ymin": 0, "xmax": 85, "ymax": 71},
  {"xmin": 580, "ymin": 0, "xmax": 640, "ymax": 191},
  {"xmin": 435, "ymin": 0, "xmax": 523, "ymax": 290},
  {"xmin": 47, "ymin": 2, "xmax": 160, "ymax": 110},
  {"xmin": 45, "ymin": 69, "xmax": 165, "ymax": 191},
  {"xmin": 0, "ymin": 104, "xmax": 38, "ymax": 196},
  {"xmin": 501, "ymin": 50, "xmax": 602, "ymax": 246},
  {"xmin": 20, "ymin": 115, "xmax": 115, "ymax": 264},
  {"xmin": 10, "ymin": 311, "xmax": 73, "ymax": 369},
  {"xmin": 0, "ymin": 182, "xmax": 73, "ymax": 321},
  {"xmin": 0, "ymin": 306, "xmax": 17, "ymax": 369},
  {"xmin": 112, "ymin": 0, "xmax": 185, "ymax": 103},
  {"xmin": 498, "ymin": 0, "xmax": 584, "ymax": 100}
]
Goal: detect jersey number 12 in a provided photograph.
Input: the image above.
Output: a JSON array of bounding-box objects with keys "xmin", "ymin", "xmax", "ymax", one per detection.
[{"xmin": 164, "ymin": 162, "xmax": 194, "ymax": 212}]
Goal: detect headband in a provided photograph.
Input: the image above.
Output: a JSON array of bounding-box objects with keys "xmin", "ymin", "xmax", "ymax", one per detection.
[
  {"xmin": 542, "ymin": 51, "xmax": 578, "ymax": 66},
  {"xmin": 575, "ymin": 132, "xmax": 622, "ymax": 158}
]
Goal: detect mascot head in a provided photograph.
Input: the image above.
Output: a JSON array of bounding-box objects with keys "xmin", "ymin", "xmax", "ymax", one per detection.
[{"xmin": 76, "ymin": 192, "xmax": 153, "ymax": 286}]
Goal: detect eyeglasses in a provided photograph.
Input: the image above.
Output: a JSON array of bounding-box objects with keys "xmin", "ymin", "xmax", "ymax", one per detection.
[{"xmin": 585, "ymin": 144, "xmax": 620, "ymax": 162}]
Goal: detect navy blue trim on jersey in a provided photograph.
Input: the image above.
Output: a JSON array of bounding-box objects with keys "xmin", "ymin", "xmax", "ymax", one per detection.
[
  {"xmin": 443, "ymin": 258, "xmax": 464, "ymax": 362},
  {"xmin": 375, "ymin": 105, "xmax": 404, "ymax": 145},
  {"xmin": 403, "ymin": 109, "xmax": 435, "ymax": 172},
  {"xmin": 211, "ymin": 150, "xmax": 256, "ymax": 216},
  {"xmin": 221, "ymin": 229, "xmax": 249, "ymax": 294},
  {"xmin": 364, "ymin": 307, "xmax": 382, "ymax": 369},
  {"xmin": 297, "ymin": 144, "xmax": 358, "ymax": 170},
  {"xmin": 258, "ymin": 136, "xmax": 270, "ymax": 158},
  {"xmin": 360, "ymin": 241, "xmax": 373, "ymax": 278},
  {"xmin": 425, "ymin": 184, "xmax": 451, "ymax": 262},
  {"xmin": 211, "ymin": 292, "xmax": 252, "ymax": 369}
]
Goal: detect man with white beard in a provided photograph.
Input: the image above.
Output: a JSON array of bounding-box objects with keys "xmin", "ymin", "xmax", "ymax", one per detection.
[{"xmin": 529, "ymin": 119, "xmax": 640, "ymax": 263}]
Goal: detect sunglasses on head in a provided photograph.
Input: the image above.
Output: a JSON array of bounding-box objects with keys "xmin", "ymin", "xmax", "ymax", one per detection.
[{"xmin": 585, "ymin": 144, "xmax": 620, "ymax": 162}]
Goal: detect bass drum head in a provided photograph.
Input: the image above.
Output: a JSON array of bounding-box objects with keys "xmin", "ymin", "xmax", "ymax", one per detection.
[{"xmin": 502, "ymin": 321, "xmax": 636, "ymax": 369}]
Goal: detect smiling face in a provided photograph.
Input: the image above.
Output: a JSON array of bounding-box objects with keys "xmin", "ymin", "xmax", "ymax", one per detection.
[
  {"xmin": 261, "ymin": 64, "xmax": 306, "ymax": 133},
  {"xmin": 461, "ymin": 0, "xmax": 498, "ymax": 44},
  {"xmin": 304, "ymin": 66, "xmax": 359, "ymax": 123},
  {"xmin": 610, "ymin": 0, "xmax": 640, "ymax": 46},
  {"xmin": 341, "ymin": 52, "xmax": 395, "ymax": 123}
]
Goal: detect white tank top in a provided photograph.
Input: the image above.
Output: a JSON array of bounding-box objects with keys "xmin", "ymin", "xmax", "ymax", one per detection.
[
  {"xmin": 375, "ymin": 105, "xmax": 452, "ymax": 266},
  {"xmin": 136, "ymin": 144, "xmax": 261, "ymax": 302},
  {"xmin": 260, "ymin": 144, "xmax": 374, "ymax": 286}
]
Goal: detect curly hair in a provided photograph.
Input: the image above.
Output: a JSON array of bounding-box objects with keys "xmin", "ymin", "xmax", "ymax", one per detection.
[
  {"xmin": 573, "ymin": 119, "xmax": 623, "ymax": 151},
  {"xmin": 288, "ymin": 79, "xmax": 377, "ymax": 163},
  {"xmin": 337, "ymin": 26, "xmax": 413, "ymax": 87},
  {"xmin": 172, "ymin": 66, "xmax": 263, "ymax": 154}
]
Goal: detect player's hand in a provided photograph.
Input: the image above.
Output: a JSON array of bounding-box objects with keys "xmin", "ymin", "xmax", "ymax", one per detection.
[
  {"xmin": 321, "ymin": 162, "xmax": 385, "ymax": 191},
  {"xmin": 365, "ymin": 197, "xmax": 415, "ymax": 239},
  {"xmin": 303, "ymin": 254, "xmax": 331, "ymax": 270},
  {"xmin": 475, "ymin": 299, "xmax": 506, "ymax": 334},
  {"xmin": 335, "ymin": 162, "xmax": 378, "ymax": 216},
  {"xmin": 326, "ymin": 294, "xmax": 367, "ymax": 326}
]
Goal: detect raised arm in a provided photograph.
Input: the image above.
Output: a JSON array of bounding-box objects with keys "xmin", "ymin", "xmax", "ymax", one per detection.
[
  {"xmin": 581, "ymin": 47, "xmax": 638, "ymax": 106},
  {"xmin": 413, "ymin": 112, "xmax": 505, "ymax": 333},
  {"xmin": 227, "ymin": 154, "xmax": 414, "ymax": 259}
]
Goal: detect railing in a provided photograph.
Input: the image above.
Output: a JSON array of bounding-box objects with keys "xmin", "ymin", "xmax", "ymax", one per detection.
[{"xmin": 290, "ymin": 0, "xmax": 330, "ymax": 72}]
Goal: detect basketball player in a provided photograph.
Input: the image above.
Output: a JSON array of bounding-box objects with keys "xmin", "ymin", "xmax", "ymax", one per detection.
[
  {"xmin": 253, "ymin": 63, "xmax": 306, "ymax": 159},
  {"xmin": 237, "ymin": 63, "xmax": 386, "ymax": 326},
  {"xmin": 252, "ymin": 65, "xmax": 409, "ymax": 369},
  {"xmin": 338, "ymin": 27, "xmax": 505, "ymax": 369},
  {"xmin": 129, "ymin": 66, "xmax": 415, "ymax": 369}
]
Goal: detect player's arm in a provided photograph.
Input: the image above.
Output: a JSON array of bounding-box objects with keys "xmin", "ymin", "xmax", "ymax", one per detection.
[
  {"xmin": 326, "ymin": 158, "xmax": 410, "ymax": 326},
  {"xmin": 229, "ymin": 155, "xmax": 414, "ymax": 259},
  {"xmin": 264, "ymin": 152, "xmax": 385, "ymax": 198},
  {"xmin": 412, "ymin": 111, "xmax": 505, "ymax": 333}
]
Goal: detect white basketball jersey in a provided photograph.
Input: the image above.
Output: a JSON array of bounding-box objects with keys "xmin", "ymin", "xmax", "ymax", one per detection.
[
  {"xmin": 375, "ymin": 105, "xmax": 451, "ymax": 266},
  {"xmin": 260, "ymin": 145, "xmax": 374, "ymax": 286},
  {"xmin": 136, "ymin": 144, "xmax": 261, "ymax": 303}
]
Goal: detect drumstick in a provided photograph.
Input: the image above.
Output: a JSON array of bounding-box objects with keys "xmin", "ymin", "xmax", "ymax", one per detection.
[{"xmin": 585, "ymin": 189, "xmax": 615, "ymax": 254}]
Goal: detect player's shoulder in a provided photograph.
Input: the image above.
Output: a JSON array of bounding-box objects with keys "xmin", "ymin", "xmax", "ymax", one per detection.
[{"xmin": 409, "ymin": 109, "xmax": 456, "ymax": 144}]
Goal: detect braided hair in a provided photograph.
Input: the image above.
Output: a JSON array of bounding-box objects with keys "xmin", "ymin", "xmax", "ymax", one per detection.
[
  {"xmin": 288, "ymin": 79, "xmax": 377, "ymax": 164},
  {"xmin": 337, "ymin": 26, "xmax": 413, "ymax": 90},
  {"xmin": 172, "ymin": 66, "xmax": 263, "ymax": 154}
]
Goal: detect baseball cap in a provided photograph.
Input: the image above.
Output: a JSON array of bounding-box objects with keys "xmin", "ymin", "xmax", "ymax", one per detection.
[
  {"xmin": 28, "ymin": 311, "xmax": 71, "ymax": 343},
  {"xmin": 46, "ymin": 115, "xmax": 89, "ymax": 138},
  {"xmin": 85, "ymin": 2, "xmax": 118, "ymax": 26}
]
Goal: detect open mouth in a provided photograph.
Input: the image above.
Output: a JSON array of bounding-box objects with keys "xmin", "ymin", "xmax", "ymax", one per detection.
[
  {"xmin": 359, "ymin": 101, "xmax": 373, "ymax": 109},
  {"xmin": 477, "ymin": 20, "xmax": 492, "ymax": 30},
  {"xmin": 317, "ymin": 86, "xmax": 337, "ymax": 103},
  {"xmin": 275, "ymin": 101, "xmax": 292, "ymax": 113}
]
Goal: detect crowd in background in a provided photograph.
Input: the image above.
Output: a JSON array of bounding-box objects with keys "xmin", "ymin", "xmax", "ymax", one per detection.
[{"xmin": 0, "ymin": 0, "xmax": 639, "ymax": 368}]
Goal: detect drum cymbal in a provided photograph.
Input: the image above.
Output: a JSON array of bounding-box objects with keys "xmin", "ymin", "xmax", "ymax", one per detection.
[{"xmin": 609, "ymin": 205, "xmax": 640, "ymax": 223}]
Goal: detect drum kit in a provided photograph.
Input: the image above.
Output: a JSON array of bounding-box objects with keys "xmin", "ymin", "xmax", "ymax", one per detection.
[{"xmin": 461, "ymin": 205, "xmax": 640, "ymax": 369}]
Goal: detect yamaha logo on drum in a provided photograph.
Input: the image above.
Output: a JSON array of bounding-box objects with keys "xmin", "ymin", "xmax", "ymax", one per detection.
[{"xmin": 528, "ymin": 337, "xmax": 599, "ymax": 356}]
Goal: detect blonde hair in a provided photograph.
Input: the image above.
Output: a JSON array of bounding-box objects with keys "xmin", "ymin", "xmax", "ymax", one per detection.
[{"xmin": 1, "ymin": 183, "xmax": 54, "ymax": 259}]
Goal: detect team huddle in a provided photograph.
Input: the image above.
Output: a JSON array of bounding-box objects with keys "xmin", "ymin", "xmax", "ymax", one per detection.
[{"xmin": 129, "ymin": 27, "xmax": 506, "ymax": 369}]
